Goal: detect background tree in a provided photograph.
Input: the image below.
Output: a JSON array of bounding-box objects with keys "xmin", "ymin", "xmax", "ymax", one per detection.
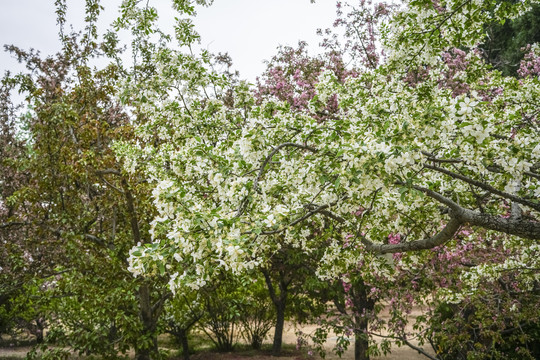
[
  {"xmin": 1, "ymin": 3, "xmax": 171, "ymax": 357},
  {"xmin": 481, "ymin": 2, "xmax": 540, "ymax": 76}
]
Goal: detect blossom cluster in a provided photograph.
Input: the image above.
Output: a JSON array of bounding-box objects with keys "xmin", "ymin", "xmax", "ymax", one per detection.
[{"xmin": 120, "ymin": 0, "xmax": 540, "ymax": 298}]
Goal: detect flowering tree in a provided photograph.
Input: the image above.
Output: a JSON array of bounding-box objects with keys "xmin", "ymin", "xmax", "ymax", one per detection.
[{"xmin": 122, "ymin": 0, "xmax": 540, "ymax": 357}]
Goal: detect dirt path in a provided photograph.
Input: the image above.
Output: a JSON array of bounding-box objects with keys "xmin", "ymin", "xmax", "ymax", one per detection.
[{"xmin": 282, "ymin": 323, "xmax": 433, "ymax": 360}]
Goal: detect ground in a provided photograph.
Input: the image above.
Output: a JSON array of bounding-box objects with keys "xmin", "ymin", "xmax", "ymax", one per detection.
[
  {"xmin": 0, "ymin": 306, "xmax": 435, "ymax": 359},
  {"xmin": 0, "ymin": 341, "xmax": 432, "ymax": 360}
]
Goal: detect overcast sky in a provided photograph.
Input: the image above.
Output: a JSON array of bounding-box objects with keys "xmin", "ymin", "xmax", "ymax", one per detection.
[{"xmin": 0, "ymin": 0, "xmax": 338, "ymax": 81}]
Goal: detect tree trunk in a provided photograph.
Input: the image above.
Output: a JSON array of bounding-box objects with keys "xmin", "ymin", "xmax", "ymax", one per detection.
[
  {"xmin": 351, "ymin": 278, "xmax": 376, "ymax": 360},
  {"xmin": 179, "ymin": 329, "xmax": 190, "ymax": 360},
  {"xmin": 135, "ymin": 347, "xmax": 153, "ymax": 360},
  {"xmin": 35, "ymin": 317, "xmax": 45, "ymax": 344},
  {"xmin": 261, "ymin": 268, "xmax": 290, "ymax": 357},
  {"xmin": 272, "ymin": 302, "xmax": 286, "ymax": 356},
  {"xmin": 354, "ymin": 315, "xmax": 370, "ymax": 360},
  {"xmin": 136, "ymin": 284, "xmax": 159, "ymax": 360}
]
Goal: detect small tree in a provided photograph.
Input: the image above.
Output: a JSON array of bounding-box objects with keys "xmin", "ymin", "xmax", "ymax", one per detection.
[
  {"xmin": 238, "ymin": 274, "xmax": 275, "ymax": 350},
  {"xmin": 163, "ymin": 293, "xmax": 204, "ymax": 360}
]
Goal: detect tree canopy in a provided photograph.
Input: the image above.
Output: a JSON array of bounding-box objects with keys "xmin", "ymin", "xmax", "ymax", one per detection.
[
  {"xmin": 2, "ymin": 0, "xmax": 540, "ymax": 359},
  {"xmin": 124, "ymin": 0, "xmax": 540, "ymax": 290}
]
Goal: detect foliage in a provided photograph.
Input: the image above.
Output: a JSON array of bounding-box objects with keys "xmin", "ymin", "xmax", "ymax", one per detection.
[
  {"xmin": 0, "ymin": 6, "xmax": 170, "ymax": 359},
  {"xmin": 123, "ymin": 0, "xmax": 540, "ymax": 359},
  {"xmin": 481, "ymin": 2, "xmax": 540, "ymax": 76},
  {"xmin": 2, "ymin": 0, "xmax": 540, "ymax": 359}
]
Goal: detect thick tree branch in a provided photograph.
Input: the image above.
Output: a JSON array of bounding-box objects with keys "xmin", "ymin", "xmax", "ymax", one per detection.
[
  {"xmin": 152, "ymin": 291, "xmax": 172, "ymax": 318},
  {"xmin": 121, "ymin": 178, "xmax": 142, "ymax": 245},
  {"xmin": 424, "ymin": 164, "xmax": 540, "ymax": 212},
  {"xmin": 318, "ymin": 209, "xmax": 346, "ymax": 223},
  {"xmin": 458, "ymin": 208, "xmax": 540, "ymax": 240},
  {"xmin": 261, "ymin": 268, "xmax": 278, "ymax": 305},
  {"xmin": 361, "ymin": 217, "xmax": 463, "ymax": 254},
  {"xmin": 409, "ymin": 185, "xmax": 540, "ymax": 240}
]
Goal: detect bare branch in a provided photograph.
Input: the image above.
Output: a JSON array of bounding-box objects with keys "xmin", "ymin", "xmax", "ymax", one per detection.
[
  {"xmin": 97, "ymin": 168, "xmax": 122, "ymax": 176},
  {"xmin": 400, "ymin": 338, "xmax": 441, "ymax": 360},
  {"xmin": 368, "ymin": 331, "xmax": 440, "ymax": 360},
  {"xmin": 0, "ymin": 221, "xmax": 29, "ymax": 229},
  {"xmin": 100, "ymin": 176, "xmax": 124, "ymax": 193}
]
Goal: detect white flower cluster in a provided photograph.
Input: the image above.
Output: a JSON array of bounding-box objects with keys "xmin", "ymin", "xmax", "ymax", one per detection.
[{"xmin": 121, "ymin": 0, "xmax": 540, "ymax": 294}]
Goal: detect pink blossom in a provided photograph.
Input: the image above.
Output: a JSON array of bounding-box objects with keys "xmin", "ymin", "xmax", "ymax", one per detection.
[{"xmin": 388, "ymin": 233, "xmax": 401, "ymax": 244}]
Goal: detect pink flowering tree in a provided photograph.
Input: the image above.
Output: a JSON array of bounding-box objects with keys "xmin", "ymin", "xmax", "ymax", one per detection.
[{"xmin": 518, "ymin": 44, "xmax": 540, "ymax": 78}]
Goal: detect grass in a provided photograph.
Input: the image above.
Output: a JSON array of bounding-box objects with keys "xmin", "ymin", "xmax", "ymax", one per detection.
[{"xmin": 1, "ymin": 332, "xmax": 307, "ymax": 360}]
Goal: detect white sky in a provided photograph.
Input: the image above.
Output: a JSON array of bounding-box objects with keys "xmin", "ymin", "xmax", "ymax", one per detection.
[{"xmin": 0, "ymin": 0, "xmax": 338, "ymax": 81}]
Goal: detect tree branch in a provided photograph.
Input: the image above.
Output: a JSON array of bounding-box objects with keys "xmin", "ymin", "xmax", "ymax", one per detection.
[
  {"xmin": 421, "ymin": 151, "xmax": 463, "ymax": 164},
  {"xmin": 424, "ymin": 164, "xmax": 540, "ymax": 212},
  {"xmin": 361, "ymin": 217, "xmax": 463, "ymax": 254},
  {"xmin": 368, "ymin": 331, "xmax": 440, "ymax": 360},
  {"xmin": 397, "ymin": 182, "xmax": 461, "ymax": 212},
  {"xmin": 0, "ymin": 221, "xmax": 29, "ymax": 229},
  {"xmin": 404, "ymin": 184, "xmax": 540, "ymax": 241},
  {"xmin": 261, "ymin": 268, "xmax": 278, "ymax": 305},
  {"xmin": 84, "ymin": 233, "xmax": 116, "ymax": 251},
  {"xmin": 487, "ymin": 164, "xmax": 540, "ymax": 181},
  {"xmin": 236, "ymin": 142, "xmax": 318, "ymax": 216},
  {"xmin": 121, "ymin": 178, "xmax": 142, "ymax": 245},
  {"xmin": 458, "ymin": 208, "xmax": 540, "ymax": 240},
  {"xmin": 400, "ymin": 338, "xmax": 440, "ymax": 360},
  {"xmin": 152, "ymin": 291, "xmax": 172, "ymax": 318},
  {"xmin": 97, "ymin": 168, "xmax": 122, "ymax": 176},
  {"xmin": 260, "ymin": 197, "xmax": 344, "ymax": 236}
]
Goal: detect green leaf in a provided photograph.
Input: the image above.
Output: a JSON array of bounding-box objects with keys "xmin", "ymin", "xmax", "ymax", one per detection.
[{"xmin": 158, "ymin": 262, "xmax": 165, "ymax": 275}]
